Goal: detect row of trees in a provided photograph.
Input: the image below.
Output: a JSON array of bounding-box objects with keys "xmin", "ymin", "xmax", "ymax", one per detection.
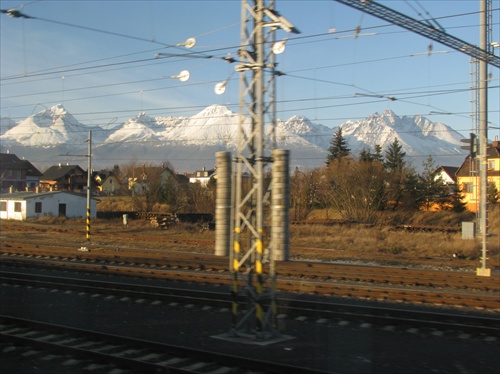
[
  {"xmin": 104, "ymin": 162, "xmax": 216, "ymax": 214},
  {"xmin": 101, "ymin": 128, "xmax": 498, "ymax": 223},
  {"xmin": 291, "ymin": 128, "xmax": 468, "ymax": 223}
]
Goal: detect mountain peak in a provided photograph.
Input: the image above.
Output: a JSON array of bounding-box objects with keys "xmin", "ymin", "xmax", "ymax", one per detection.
[
  {"xmin": 50, "ymin": 103, "xmax": 67, "ymax": 116},
  {"xmin": 194, "ymin": 104, "xmax": 234, "ymax": 118},
  {"xmin": 32, "ymin": 104, "xmax": 68, "ymax": 119},
  {"xmin": 129, "ymin": 112, "xmax": 155, "ymax": 123},
  {"xmin": 382, "ymin": 108, "xmax": 398, "ymax": 118}
]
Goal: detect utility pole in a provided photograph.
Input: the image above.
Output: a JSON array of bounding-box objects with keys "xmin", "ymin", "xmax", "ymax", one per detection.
[
  {"xmin": 477, "ymin": 0, "xmax": 490, "ymax": 277},
  {"xmin": 62, "ymin": 130, "xmax": 93, "ymax": 252},
  {"xmin": 80, "ymin": 130, "xmax": 92, "ymax": 252}
]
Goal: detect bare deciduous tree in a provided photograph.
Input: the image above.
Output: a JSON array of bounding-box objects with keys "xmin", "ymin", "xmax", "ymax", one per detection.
[
  {"xmin": 290, "ymin": 168, "xmax": 321, "ymax": 221},
  {"xmin": 322, "ymin": 159, "xmax": 387, "ymax": 224}
]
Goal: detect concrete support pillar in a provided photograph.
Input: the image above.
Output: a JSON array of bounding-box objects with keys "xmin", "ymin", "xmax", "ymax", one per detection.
[
  {"xmin": 215, "ymin": 151, "xmax": 232, "ymax": 256},
  {"xmin": 272, "ymin": 149, "xmax": 290, "ymax": 261}
]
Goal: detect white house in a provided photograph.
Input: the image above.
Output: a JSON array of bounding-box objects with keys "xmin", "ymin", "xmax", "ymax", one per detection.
[
  {"xmin": 433, "ymin": 165, "xmax": 459, "ymax": 193},
  {"xmin": 0, "ymin": 191, "xmax": 97, "ymax": 220},
  {"xmin": 189, "ymin": 167, "xmax": 216, "ymax": 186}
]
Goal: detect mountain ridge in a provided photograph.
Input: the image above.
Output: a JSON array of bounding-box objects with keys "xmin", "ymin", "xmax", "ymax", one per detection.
[{"xmin": 0, "ymin": 104, "xmax": 467, "ymax": 172}]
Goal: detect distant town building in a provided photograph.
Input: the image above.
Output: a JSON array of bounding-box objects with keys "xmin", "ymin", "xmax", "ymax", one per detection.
[
  {"xmin": 434, "ymin": 165, "xmax": 459, "ymax": 192},
  {"xmin": 39, "ymin": 164, "xmax": 88, "ymax": 193},
  {"xmin": 93, "ymin": 170, "xmax": 122, "ymax": 195},
  {"xmin": 456, "ymin": 139, "xmax": 500, "ymax": 212},
  {"xmin": 0, "ymin": 190, "xmax": 97, "ymax": 220},
  {"xmin": 189, "ymin": 167, "xmax": 216, "ymax": 185},
  {"xmin": 0, "ymin": 153, "xmax": 42, "ymax": 192}
]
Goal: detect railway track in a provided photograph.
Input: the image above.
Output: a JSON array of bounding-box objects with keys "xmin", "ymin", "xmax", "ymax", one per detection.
[
  {"xmin": 2, "ymin": 269, "xmax": 499, "ymax": 337},
  {"xmin": 3, "ymin": 246, "xmax": 499, "ymax": 292},
  {"xmin": 2, "ymin": 220, "xmax": 499, "ymax": 373},
  {"xmin": 2, "ymin": 265, "xmax": 499, "ymax": 373},
  {"xmin": 1, "ymin": 315, "xmax": 330, "ymax": 374},
  {"xmin": 2, "ymin": 247, "xmax": 499, "ymax": 311}
]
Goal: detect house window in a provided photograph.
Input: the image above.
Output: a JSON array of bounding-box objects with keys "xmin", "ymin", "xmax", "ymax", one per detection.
[
  {"xmin": 35, "ymin": 202, "xmax": 42, "ymax": 213},
  {"xmin": 14, "ymin": 202, "xmax": 21, "ymax": 212},
  {"xmin": 487, "ymin": 160, "xmax": 495, "ymax": 170},
  {"xmin": 463, "ymin": 183, "xmax": 474, "ymax": 193},
  {"xmin": 0, "ymin": 202, "xmax": 6, "ymax": 211}
]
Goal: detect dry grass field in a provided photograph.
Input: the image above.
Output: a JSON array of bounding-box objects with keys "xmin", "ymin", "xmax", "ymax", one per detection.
[
  {"xmin": 295, "ymin": 206, "xmax": 500, "ymax": 267},
  {"xmin": 7, "ymin": 203, "xmax": 497, "ymax": 272}
]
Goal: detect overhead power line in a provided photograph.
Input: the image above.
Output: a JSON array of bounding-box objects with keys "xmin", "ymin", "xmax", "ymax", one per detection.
[
  {"xmin": 333, "ymin": 0, "xmax": 500, "ymax": 68},
  {"xmin": 1, "ymin": 7, "xmax": 178, "ymax": 47}
]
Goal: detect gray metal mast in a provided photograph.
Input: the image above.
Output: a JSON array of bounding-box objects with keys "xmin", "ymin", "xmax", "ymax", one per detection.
[
  {"xmin": 85, "ymin": 131, "xmax": 92, "ymax": 250},
  {"xmin": 477, "ymin": 0, "xmax": 490, "ymax": 276},
  {"xmin": 470, "ymin": 56, "xmax": 480, "ymax": 217},
  {"xmin": 229, "ymin": 0, "xmax": 297, "ymax": 340}
]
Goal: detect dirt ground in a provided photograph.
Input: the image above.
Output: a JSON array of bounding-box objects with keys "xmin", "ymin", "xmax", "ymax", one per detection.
[{"xmin": 1, "ymin": 217, "xmax": 498, "ymax": 272}]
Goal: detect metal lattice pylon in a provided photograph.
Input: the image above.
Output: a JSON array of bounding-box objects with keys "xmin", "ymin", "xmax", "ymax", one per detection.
[{"xmin": 229, "ymin": 0, "xmax": 292, "ymax": 340}]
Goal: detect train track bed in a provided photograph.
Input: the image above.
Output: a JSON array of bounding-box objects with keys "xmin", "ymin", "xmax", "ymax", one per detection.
[
  {"xmin": 1, "ymin": 267, "xmax": 499, "ymax": 373},
  {"xmin": 1, "ymin": 315, "xmax": 328, "ymax": 374},
  {"xmin": 1, "ymin": 269, "xmax": 498, "ymax": 331},
  {"xmin": 1, "ymin": 246, "xmax": 499, "ymax": 313}
]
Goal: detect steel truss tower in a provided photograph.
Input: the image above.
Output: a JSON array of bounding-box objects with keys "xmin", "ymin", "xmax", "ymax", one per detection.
[{"xmin": 229, "ymin": 0, "xmax": 297, "ymax": 340}]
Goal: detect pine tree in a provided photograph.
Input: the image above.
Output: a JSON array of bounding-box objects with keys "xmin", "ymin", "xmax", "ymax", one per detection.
[
  {"xmin": 417, "ymin": 156, "xmax": 450, "ymax": 211},
  {"xmin": 373, "ymin": 144, "xmax": 384, "ymax": 163},
  {"xmin": 384, "ymin": 138, "xmax": 408, "ymax": 210},
  {"xmin": 326, "ymin": 128, "xmax": 351, "ymax": 164},
  {"xmin": 448, "ymin": 184, "xmax": 468, "ymax": 212},
  {"xmin": 488, "ymin": 182, "xmax": 499, "ymax": 206},
  {"xmin": 384, "ymin": 138, "xmax": 406, "ymax": 172},
  {"xmin": 359, "ymin": 147, "xmax": 374, "ymax": 162}
]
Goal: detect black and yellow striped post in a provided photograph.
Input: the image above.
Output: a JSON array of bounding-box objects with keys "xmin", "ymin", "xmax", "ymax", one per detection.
[
  {"xmin": 84, "ymin": 130, "xmax": 92, "ymax": 250},
  {"xmin": 231, "ymin": 230, "xmax": 240, "ymax": 332},
  {"xmin": 255, "ymin": 235, "xmax": 264, "ymax": 336},
  {"xmin": 86, "ymin": 205, "xmax": 91, "ymax": 243}
]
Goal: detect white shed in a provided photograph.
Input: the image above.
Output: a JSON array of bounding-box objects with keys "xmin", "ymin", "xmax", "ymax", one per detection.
[{"xmin": 0, "ymin": 191, "xmax": 97, "ymax": 220}]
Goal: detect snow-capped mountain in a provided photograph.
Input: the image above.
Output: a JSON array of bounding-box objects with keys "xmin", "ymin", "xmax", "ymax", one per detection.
[
  {"xmin": 0, "ymin": 104, "xmax": 467, "ymax": 172},
  {"xmin": 277, "ymin": 115, "xmax": 333, "ymax": 150},
  {"xmin": 340, "ymin": 109, "xmax": 465, "ymax": 162},
  {"xmin": 105, "ymin": 112, "xmax": 161, "ymax": 143},
  {"xmin": 1, "ymin": 104, "xmax": 103, "ymax": 146},
  {"xmin": 156, "ymin": 105, "xmax": 239, "ymax": 146}
]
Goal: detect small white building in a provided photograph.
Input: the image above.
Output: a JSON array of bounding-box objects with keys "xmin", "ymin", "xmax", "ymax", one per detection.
[
  {"xmin": 0, "ymin": 191, "xmax": 97, "ymax": 220},
  {"xmin": 433, "ymin": 165, "xmax": 459, "ymax": 193},
  {"xmin": 189, "ymin": 167, "xmax": 216, "ymax": 186}
]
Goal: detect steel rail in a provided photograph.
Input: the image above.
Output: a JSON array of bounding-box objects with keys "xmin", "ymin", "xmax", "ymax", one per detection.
[
  {"xmin": 2, "ymin": 247, "xmax": 499, "ymax": 293},
  {"xmin": 2, "ymin": 255, "xmax": 499, "ymax": 310},
  {"xmin": 0, "ymin": 315, "xmax": 330, "ymax": 374},
  {"xmin": 2, "ymin": 270, "xmax": 499, "ymax": 336}
]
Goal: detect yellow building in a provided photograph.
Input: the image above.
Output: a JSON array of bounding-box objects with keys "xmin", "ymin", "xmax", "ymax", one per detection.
[{"xmin": 456, "ymin": 139, "xmax": 500, "ymax": 212}]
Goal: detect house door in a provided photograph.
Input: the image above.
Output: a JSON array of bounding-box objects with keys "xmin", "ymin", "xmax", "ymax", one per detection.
[{"xmin": 58, "ymin": 203, "xmax": 66, "ymax": 217}]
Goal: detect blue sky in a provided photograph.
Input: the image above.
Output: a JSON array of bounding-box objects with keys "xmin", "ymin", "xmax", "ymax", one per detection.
[{"xmin": 1, "ymin": 0, "xmax": 499, "ymax": 138}]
